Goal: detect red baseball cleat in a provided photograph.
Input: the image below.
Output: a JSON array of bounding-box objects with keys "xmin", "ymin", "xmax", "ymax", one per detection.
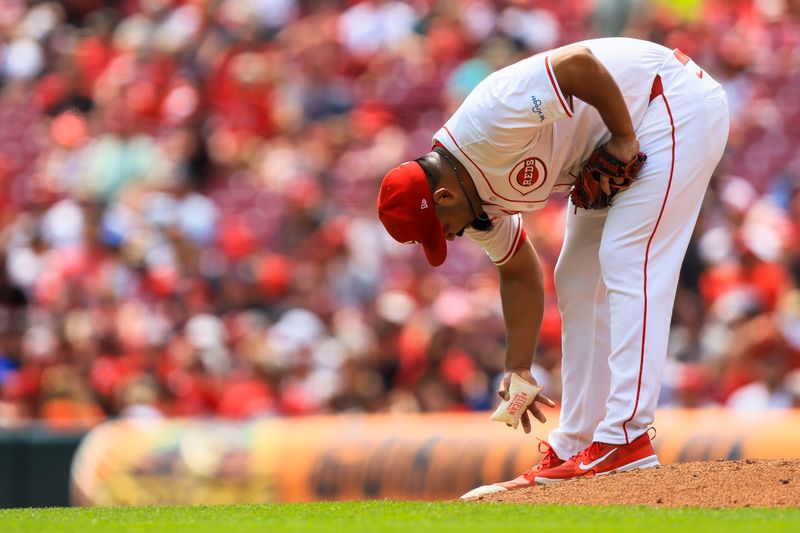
[
  {"xmin": 534, "ymin": 431, "xmax": 659, "ymax": 484},
  {"xmin": 460, "ymin": 441, "xmax": 564, "ymax": 499}
]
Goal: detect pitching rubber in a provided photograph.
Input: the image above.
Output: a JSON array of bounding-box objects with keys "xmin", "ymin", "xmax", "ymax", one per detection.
[{"xmin": 459, "ymin": 484, "xmax": 509, "ymax": 500}]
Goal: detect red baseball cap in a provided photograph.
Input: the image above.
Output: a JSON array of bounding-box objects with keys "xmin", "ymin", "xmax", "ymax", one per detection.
[{"xmin": 377, "ymin": 161, "xmax": 447, "ymax": 266}]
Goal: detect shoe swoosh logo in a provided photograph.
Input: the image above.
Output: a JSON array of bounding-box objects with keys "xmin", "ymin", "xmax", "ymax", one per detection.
[{"xmin": 578, "ymin": 448, "xmax": 618, "ymax": 470}]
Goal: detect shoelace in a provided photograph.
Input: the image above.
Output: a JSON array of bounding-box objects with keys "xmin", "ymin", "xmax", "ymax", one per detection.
[
  {"xmin": 573, "ymin": 441, "xmax": 604, "ymax": 463},
  {"xmin": 522, "ymin": 440, "xmax": 559, "ymax": 480}
]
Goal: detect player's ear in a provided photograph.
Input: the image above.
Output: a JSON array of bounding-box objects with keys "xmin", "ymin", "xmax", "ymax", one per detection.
[{"xmin": 433, "ymin": 187, "xmax": 456, "ymax": 206}]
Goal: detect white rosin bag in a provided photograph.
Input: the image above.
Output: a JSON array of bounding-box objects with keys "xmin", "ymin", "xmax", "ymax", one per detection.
[{"xmin": 490, "ymin": 373, "xmax": 542, "ymax": 429}]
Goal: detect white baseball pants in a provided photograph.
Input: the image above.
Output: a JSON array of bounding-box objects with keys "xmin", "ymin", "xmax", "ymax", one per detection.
[{"xmin": 548, "ymin": 51, "xmax": 730, "ymax": 457}]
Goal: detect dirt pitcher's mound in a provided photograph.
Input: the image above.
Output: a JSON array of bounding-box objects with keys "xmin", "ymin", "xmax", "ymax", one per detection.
[{"xmin": 472, "ymin": 459, "xmax": 800, "ymax": 507}]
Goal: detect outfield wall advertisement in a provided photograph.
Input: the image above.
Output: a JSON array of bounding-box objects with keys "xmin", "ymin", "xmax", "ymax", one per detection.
[{"xmin": 71, "ymin": 409, "xmax": 800, "ymax": 505}]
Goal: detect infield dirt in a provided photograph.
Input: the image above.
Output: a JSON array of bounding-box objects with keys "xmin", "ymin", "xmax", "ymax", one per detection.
[{"xmin": 469, "ymin": 459, "xmax": 800, "ymax": 507}]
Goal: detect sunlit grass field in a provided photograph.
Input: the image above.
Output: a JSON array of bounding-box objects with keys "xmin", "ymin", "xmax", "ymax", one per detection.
[{"xmin": 1, "ymin": 501, "xmax": 798, "ymax": 533}]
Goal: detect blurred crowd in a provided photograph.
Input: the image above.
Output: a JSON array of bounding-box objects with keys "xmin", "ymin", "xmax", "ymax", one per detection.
[{"xmin": 0, "ymin": 0, "xmax": 799, "ymax": 428}]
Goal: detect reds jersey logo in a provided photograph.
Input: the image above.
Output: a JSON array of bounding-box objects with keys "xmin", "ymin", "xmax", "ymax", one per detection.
[{"xmin": 509, "ymin": 157, "xmax": 547, "ymax": 195}]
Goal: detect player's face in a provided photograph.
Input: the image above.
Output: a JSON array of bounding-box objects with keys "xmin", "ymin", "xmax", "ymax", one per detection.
[{"xmin": 433, "ymin": 196, "xmax": 474, "ymax": 241}]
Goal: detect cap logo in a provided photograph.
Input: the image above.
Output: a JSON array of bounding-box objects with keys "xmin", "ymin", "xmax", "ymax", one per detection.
[
  {"xmin": 420, "ymin": 198, "xmax": 428, "ymax": 209},
  {"xmin": 509, "ymin": 157, "xmax": 547, "ymax": 195}
]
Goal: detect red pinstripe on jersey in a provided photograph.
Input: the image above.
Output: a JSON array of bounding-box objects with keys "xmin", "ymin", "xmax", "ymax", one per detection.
[
  {"xmin": 545, "ymin": 55, "xmax": 573, "ymax": 118},
  {"xmin": 442, "ymin": 127, "xmax": 550, "ymax": 205},
  {"xmin": 494, "ymin": 223, "xmax": 526, "ymax": 265}
]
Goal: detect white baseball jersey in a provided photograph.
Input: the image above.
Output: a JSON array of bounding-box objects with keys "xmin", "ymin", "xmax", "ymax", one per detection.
[
  {"xmin": 433, "ymin": 36, "xmax": 730, "ymax": 454},
  {"xmin": 433, "ymin": 38, "xmax": 673, "ymax": 265}
]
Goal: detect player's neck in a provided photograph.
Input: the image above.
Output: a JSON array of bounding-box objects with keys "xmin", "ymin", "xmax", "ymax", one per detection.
[{"xmin": 435, "ymin": 147, "xmax": 484, "ymax": 219}]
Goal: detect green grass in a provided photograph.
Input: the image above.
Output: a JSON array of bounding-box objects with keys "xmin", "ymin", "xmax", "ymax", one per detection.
[{"xmin": 0, "ymin": 501, "xmax": 798, "ymax": 533}]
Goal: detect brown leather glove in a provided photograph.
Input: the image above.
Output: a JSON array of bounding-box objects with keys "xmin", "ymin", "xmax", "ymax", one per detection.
[{"xmin": 569, "ymin": 143, "xmax": 647, "ymax": 211}]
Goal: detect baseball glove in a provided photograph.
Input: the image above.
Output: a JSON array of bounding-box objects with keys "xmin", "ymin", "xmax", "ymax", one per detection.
[{"xmin": 569, "ymin": 143, "xmax": 647, "ymax": 210}]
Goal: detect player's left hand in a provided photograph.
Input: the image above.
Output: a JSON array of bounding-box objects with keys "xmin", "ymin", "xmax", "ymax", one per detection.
[{"xmin": 497, "ymin": 369, "xmax": 557, "ymax": 434}]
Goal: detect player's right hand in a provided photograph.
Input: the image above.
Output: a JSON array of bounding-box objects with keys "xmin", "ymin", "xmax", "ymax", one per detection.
[
  {"xmin": 602, "ymin": 134, "xmax": 642, "ymax": 194},
  {"xmin": 497, "ymin": 369, "xmax": 556, "ymax": 434}
]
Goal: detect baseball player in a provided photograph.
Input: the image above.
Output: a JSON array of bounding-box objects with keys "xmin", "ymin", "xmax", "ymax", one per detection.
[{"xmin": 377, "ymin": 37, "xmax": 729, "ymax": 493}]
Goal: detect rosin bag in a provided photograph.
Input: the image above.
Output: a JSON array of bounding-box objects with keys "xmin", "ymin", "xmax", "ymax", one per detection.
[{"xmin": 490, "ymin": 373, "xmax": 543, "ymax": 429}]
